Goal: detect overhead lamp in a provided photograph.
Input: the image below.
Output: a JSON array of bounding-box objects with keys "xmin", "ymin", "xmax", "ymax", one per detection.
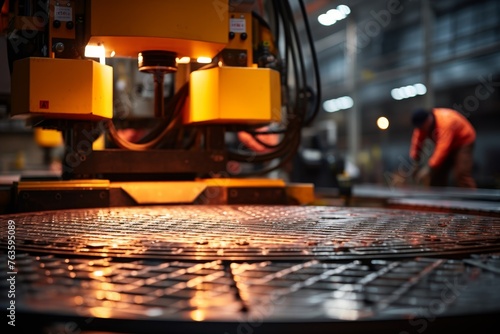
[
  {"xmin": 391, "ymin": 83, "xmax": 427, "ymax": 100},
  {"xmin": 176, "ymin": 57, "xmax": 191, "ymax": 64},
  {"xmin": 323, "ymin": 96, "xmax": 354, "ymax": 112},
  {"xmin": 377, "ymin": 116, "xmax": 389, "ymax": 130},
  {"xmin": 196, "ymin": 57, "xmax": 212, "ymax": 64},
  {"xmin": 318, "ymin": 5, "xmax": 351, "ymax": 26},
  {"xmin": 84, "ymin": 44, "xmax": 106, "ymax": 64}
]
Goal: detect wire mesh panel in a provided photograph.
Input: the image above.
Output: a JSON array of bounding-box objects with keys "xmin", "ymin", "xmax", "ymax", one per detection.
[
  {"xmin": 1, "ymin": 205, "xmax": 500, "ymax": 333},
  {"xmin": 2, "ymin": 205, "xmax": 500, "ymax": 260}
]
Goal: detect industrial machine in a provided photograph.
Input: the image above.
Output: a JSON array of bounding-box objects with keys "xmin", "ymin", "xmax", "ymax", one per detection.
[
  {"xmin": 2, "ymin": 0, "xmax": 321, "ymax": 212},
  {"xmin": 1, "ymin": 1, "xmax": 500, "ymax": 334}
]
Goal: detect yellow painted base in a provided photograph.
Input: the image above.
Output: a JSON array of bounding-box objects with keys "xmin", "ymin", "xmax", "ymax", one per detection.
[
  {"xmin": 17, "ymin": 180, "xmax": 110, "ymax": 191},
  {"xmin": 17, "ymin": 179, "xmax": 315, "ymax": 205}
]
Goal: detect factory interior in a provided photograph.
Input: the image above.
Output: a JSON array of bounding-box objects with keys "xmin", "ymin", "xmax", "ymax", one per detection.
[{"xmin": 1, "ymin": 0, "xmax": 500, "ymax": 333}]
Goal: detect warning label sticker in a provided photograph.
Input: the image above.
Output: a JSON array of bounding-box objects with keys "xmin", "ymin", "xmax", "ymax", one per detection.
[
  {"xmin": 54, "ymin": 6, "xmax": 72, "ymax": 22},
  {"xmin": 230, "ymin": 18, "xmax": 246, "ymax": 33},
  {"xmin": 39, "ymin": 100, "xmax": 49, "ymax": 109}
]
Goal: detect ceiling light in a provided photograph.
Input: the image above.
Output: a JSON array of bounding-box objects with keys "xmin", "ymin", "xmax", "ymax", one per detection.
[
  {"xmin": 196, "ymin": 57, "xmax": 212, "ymax": 64},
  {"xmin": 318, "ymin": 13, "xmax": 336, "ymax": 26},
  {"xmin": 391, "ymin": 83, "xmax": 427, "ymax": 100},
  {"xmin": 323, "ymin": 96, "xmax": 353, "ymax": 112},
  {"xmin": 318, "ymin": 5, "xmax": 351, "ymax": 26},
  {"xmin": 327, "ymin": 9, "xmax": 346, "ymax": 21},
  {"xmin": 176, "ymin": 57, "xmax": 191, "ymax": 64},
  {"xmin": 377, "ymin": 116, "xmax": 389, "ymax": 130}
]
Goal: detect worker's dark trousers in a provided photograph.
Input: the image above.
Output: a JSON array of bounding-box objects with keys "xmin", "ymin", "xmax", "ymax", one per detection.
[{"xmin": 431, "ymin": 143, "xmax": 476, "ymax": 188}]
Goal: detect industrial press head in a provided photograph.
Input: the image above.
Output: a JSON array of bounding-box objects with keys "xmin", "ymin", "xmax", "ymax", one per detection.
[{"xmin": 3, "ymin": 0, "xmax": 321, "ymax": 209}]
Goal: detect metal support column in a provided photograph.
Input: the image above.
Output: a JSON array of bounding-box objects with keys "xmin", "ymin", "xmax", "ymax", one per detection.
[
  {"xmin": 422, "ymin": 0, "xmax": 435, "ymax": 108},
  {"xmin": 346, "ymin": 14, "xmax": 360, "ymax": 165}
]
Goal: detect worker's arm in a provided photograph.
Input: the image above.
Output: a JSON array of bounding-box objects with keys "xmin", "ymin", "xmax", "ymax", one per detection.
[
  {"xmin": 412, "ymin": 125, "xmax": 454, "ymax": 186},
  {"xmin": 408, "ymin": 129, "xmax": 426, "ymax": 184},
  {"xmin": 428, "ymin": 125, "xmax": 454, "ymax": 169},
  {"xmin": 409, "ymin": 129, "xmax": 426, "ymax": 162}
]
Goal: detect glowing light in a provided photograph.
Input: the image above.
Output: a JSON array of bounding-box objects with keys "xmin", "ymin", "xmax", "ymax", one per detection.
[
  {"xmin": 190, "ymin": 309, "xmax": 206, "ymax": 322},
  {"xmin": 323, "ymin": 100, "xmax": 338, "ymax": 112},
  {"xmin": 85, "ymin": 44, "xmax": 106, "ymax": 64},
  {"xmin": 89, "ymin": 307, "xmax": 113, "ymax": 318},
  {"xmin": 105, "ymin": 291, "xmax": 122, "ymax": 301},
  {"xmin": 327, "ymin": 9, "xmax": 346, "ymax": 21},
  {"xmin": 110, "ymin": 50, "xmax": 116, "ymax": 57},
  {"xmin": 176, "ymin": 57, "xmax": 191, "ymax": 64},
  {"xmin": 197, "ymin": 57, "xmax": 212, "ymax": 64},
  {"xmin": 318, "ymin": 13, "xmax": 336, "ymax": 26},
  {"xmin": 323, "ymin": 96, "xmax": 353, "ymax": 112},
  {"xmin": 339, "ymin": 96, "xmax": 354, "ymax": 109},
  {"xmin": 318, "ymin": 5, "xmax": 351, "ymax": 26},
  {"xmin": 92, "ymin": 270, "xmax": 104, "ymax": 277},
  {"xmin": 377, "ymin": 117, "xmax": 390, "ymax": 130},
  {"xmin": 391, "ymin": 83, "xmax": 427, "ymax": 100},
  {"xmin": 403, "ymin": 85, "xmax": 417, "ymax": 97},
  {"xmin": 391, "ymin": 88, "xmax": 403, "ymax": 100},
  {"xmin": 337, "ymin": 5, "xmax": 351, "ymax": 15},
  {"xmin": 414, "ymin": 83, "xmax": 427, "ymax": 95}
]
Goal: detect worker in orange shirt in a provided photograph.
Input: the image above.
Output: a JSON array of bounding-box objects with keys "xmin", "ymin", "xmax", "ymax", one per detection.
[{"xmin": 409, "ymin": 108, "xmax": 477, "ymax": 188}]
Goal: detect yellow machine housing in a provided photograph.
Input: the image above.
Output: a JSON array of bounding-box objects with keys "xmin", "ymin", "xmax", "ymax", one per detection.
[
  {"xmin": 86, "ymin": 0, "xmax": 228, "ymax": 59},
  {"xmin": 187, "ymin": 66, "xmax": 281, "ymax": 124},
  {"xmin": 11, "ymin": 57, "xmax": 113, "ymax": 120}
]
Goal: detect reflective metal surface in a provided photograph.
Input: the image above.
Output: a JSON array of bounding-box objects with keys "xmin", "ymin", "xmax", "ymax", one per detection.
[
  {"xmin": 2, "ymin": 205, "xmax": 500, "ymax": 333},
  {"xmin": 388, "ymin": 198, "xmax": 500, "ymax": 216}
]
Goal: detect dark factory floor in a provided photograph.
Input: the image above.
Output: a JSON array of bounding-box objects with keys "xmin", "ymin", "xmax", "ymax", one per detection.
[{"xmin": 1, "ymin": 179, "xmax": 500, "ymax": 333}]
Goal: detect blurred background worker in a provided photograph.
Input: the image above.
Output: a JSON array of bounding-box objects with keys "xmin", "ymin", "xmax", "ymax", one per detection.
[{"xmin": 410, "ymin": 108, "xmax": 477, "ymax": 188}]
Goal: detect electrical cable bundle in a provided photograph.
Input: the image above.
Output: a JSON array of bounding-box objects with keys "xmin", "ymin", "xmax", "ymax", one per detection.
[
  {"xmin": 106, "ymin": 81, "xmax": 189, "ymax": 151},
  {"xmin": 106, "ymin": 61, "xmax": 220, "ymax": 151},
  {"xmin": 227, "ymin": 0, "xmax": 322, "ymax": 176}
]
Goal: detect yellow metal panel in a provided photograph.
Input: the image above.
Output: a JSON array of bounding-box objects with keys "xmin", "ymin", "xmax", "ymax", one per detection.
[
  {"xmin": 92, "ymin": 134, "xmax": 105, "ymax": 150},
  {"xmin": 115, "ymin": 182, "xmax": 207, "ymax": 204},
  {"xmin": 285, "ymin": 183, "xmax": 315, "ymax": 205},
  {"xmin": 269, "ymin": 67, "xmax": 282, "ymax": 119},
  {"xmin": 91, "ymin": 59, "xmax": 113, "ymax": 119},
  {"xmin": 18, "ymin": 180, "xmax": 110, "ymax": 191},
  {"xmin": 87, "ymin": 0, "xmax": 228, "ymax": 58},
  {"xmin": 11, "ymin": 57, "xmax": 113, "ymax": 120},
  {"xmin": 187, "ymin": 66, "xmax": 281, "ymax": 124},
  {"xmin": 202, "ymin": 178, "xmax": 286, "ymax": 187},
  {"xmin": 188, "ymin": 67, "xmax": 220, "ymax": 123},
  {"xmin": 34, "ymin": 128, "xmax": 63, "ymax": 148}
]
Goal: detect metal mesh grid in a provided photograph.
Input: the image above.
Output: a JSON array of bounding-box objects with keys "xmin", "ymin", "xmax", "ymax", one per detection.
[
  {"xmin": 1, "ymin": 205, "xmax": 500, "ymax": 332},
  {"xmin": 2, "ymin": 205, "xmax": 500, "ymax": 260},
  {"xmin": 2, "ymin": 253, "xmax": 500, "ymax": 324}
]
